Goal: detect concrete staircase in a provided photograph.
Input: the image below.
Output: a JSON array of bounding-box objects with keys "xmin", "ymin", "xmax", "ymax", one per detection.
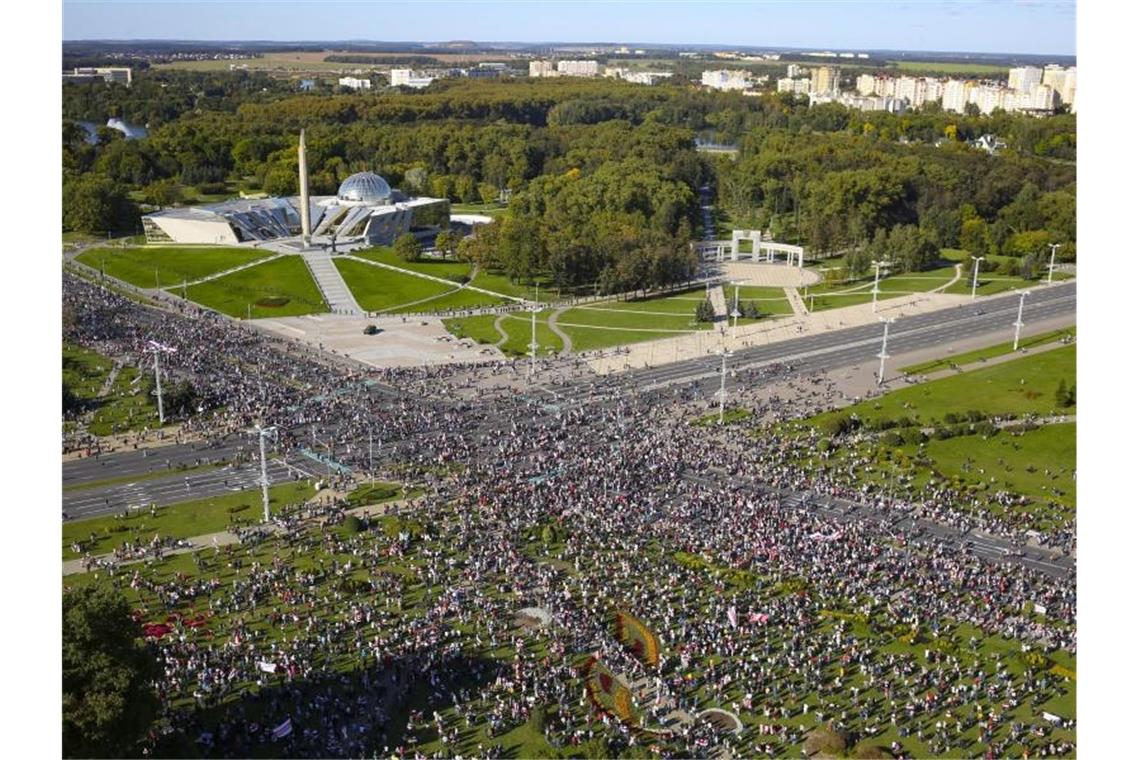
[{"xmin": 301, "ymin": 251, "xmax": 363, "ymax": 315}]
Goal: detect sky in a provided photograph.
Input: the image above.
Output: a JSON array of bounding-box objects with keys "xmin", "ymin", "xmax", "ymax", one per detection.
[{"xmin": 63, "ymin": 0, "xmax": 1075, "ymax": 56}]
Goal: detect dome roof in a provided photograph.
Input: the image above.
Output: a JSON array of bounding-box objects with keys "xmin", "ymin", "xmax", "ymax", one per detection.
[{"xmin": 336, "ymin": 172, "xmax": 392, "ymax": 204}]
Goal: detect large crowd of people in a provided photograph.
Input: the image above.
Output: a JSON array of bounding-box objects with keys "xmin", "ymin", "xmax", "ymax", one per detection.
[{"xmin": 63, "ymin": 273, "xmax": 1076, "ymax": 758}]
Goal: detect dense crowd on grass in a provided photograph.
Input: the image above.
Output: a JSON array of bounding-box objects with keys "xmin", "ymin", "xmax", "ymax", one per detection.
[{"xmin": 63, "ymin": 273, "xmax": 1076, "ymax": 758}]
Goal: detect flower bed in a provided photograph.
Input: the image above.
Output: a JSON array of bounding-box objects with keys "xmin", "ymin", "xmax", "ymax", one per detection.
[{"xmin": 613, "ymin": 609, "xmax": 661, "ymax": 667}]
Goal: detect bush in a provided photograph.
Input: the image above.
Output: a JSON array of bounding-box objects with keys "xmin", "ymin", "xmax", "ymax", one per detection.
[
  {"xmin": 899, "ymin": 428, "xmax": 927, "ymax": 445},
  {"xmin": 882, "ymin": 432, "xmax": 904, "ymax": 447},
  {"xmin": 965, "ymin": 409, "xmax": 986, "ymax": 423},
  {"xmin": 345, "ymin": 515, "xmax": 364, "ymax": 533},
  {"xmin": 821, "ymin": 415, "xmax": 861, "ymax": 437},
  {"xmin": 944, "ymin": 412, "xmax": 960, "ymax": 425}
]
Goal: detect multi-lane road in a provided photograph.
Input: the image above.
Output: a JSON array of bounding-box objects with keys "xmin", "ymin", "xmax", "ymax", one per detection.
[{"xmin": 63, "ymin": 281, "xmax": 1075, "ymax": 576}]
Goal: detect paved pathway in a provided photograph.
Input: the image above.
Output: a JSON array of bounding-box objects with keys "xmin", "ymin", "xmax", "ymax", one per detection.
[
  {"xmin": 933, "ymin": 262, "xmax": 963, "ymax": 293},
  {"xmin": 784, "ymin": 286, "xmax": 809, "ymax": 317},
  {"xmin": 548, "ymin": 308, "xmax": 573, "ymax": 355},
  {"xmin": 708, "ymin": 285, "xmax": 728, "ymax": 319},
  {"xmin": 492, "ymin": 315, "xmax": 510, "ymax": 348},
  {"xmin": 302, "ymin": 251, "xmax": 363, "ymax": 315}
]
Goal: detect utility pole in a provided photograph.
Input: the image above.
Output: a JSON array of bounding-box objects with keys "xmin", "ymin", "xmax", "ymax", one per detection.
[
  {"xmin": 871, "ymin": 260, "xmax": 889, "ymax": 313},
  {"xmin": 182, "ymin": 279, "xmax": 187, "ymax": 300},
  {"xmin": 368, "ymin": 428, "xmax": 374, "ymax": 485},
  {"xmin": 1047, "ymin": 243, "xmax": 1061, "ymax": 284},
  {"xmin": 718, "ymin": 349, "xmax": 734, "ymax": 424},
  {"xmin": 144, "ymin": 340, "xmax": 176, "ymax": 425},
  {"xmin": 254, "ymin": 424, "xmax": 278, "ymax": 523},
  {"xmin": 730, "ymin": 281, "xmax": 741, "ymax": 340},
  {"xmin": 970, "ymin": 256, "xmax": 985, "ymax": 299},
  {"xmin": 1013, "ymin": 290, "xmax": 1029, "ymax": 350},
  {"xmin": 877, "ymin": 317, "xmax": 896, "ymax": 386},
  {"xmin": 247, "ymin": 303, "xmax": 252, "ymax": 321}
]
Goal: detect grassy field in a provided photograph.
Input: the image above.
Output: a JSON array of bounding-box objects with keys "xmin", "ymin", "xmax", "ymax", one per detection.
[
  {"xmin": 467, "ymin": 269, "xmax": 561, "ymax": 302},
  {"xmin": 76, "ymin": 246, "xmax": 274, "ymax": 289},
  {"xmin": 901, "ymin": 327, "xmax": 1076, "ymax": 375},
  {"xmin": 731, "ymin": 286, "xmax": 794, "ymax": 315},
  {"xmin": 811, "ymin": 344, "xmax": 1075, "ymax": 430},
  {"xmin": 187, "ymin": 256, "xmax": 327, "ymax": 318},
  {"xmin": 442, "ymin": 311, "xmax": 563, "ymax": 356},
  {"xmin": 450, "ymin": 202, "xmax": 509, "ymax": 217},
  {"xmin": 387, "ymin": 287, "xmax": 506, "ymax": 313},
  {"xmin": 802, "ymin": 265, "xmax": 959, "ymax": 311},
  {"xmin": 335, "ymin": 258, "xmax": 455, "ymax": 312},
  {"xmin": 890, "ymin": 59, "xmax": 1009, "ymax": 75},
  {"xmin": 352, "ymin": 247, "xmax": 472, "ymax": 281},
  {"xmin": 63, "ymin": 344, "xmax": 160, "ymax": 437},
  {"xmin": 62, "ymin": 481, "xmax": 315, "ymax": 559}
]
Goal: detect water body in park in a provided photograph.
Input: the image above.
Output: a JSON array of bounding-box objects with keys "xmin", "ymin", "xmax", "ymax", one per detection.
[{"xmin": 78, "ymin": 118, "xmax": 149, "ymax": 144}]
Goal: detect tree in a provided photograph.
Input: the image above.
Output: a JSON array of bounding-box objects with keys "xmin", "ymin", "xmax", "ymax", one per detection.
[
  {"xmin": 394, "ymin": 233, "xmax": 421, "ymax": 262},
  {"xmin": 1054, "ymin": 379, "xmax": 1072, "ymax": 408},
  {"xmin": 403, "ymin": 166, "xmax": 427, "ymax": 194},
  {"xmin": 63, "ymin": 585, "xmax": 158, "ymax": 758},
  {"xmin": 694, "ymin": 298, "xmax": 715, "ymax": 323},
  {"xmin": 434, "ymin": 230, "xmax": 458, "ymax": 257},
  {"xmin": 63, "ymin": 174, "xmax": 137, "ymax": 234},
  {"xmin": 142, "ymin": 177, "xmax": 184, "ymax": 208}
]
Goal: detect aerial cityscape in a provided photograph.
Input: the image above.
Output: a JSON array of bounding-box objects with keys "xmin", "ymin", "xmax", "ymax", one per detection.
[{"xmin": 58, "ymin": 2, "xmax": 1082, "ymax": 758}]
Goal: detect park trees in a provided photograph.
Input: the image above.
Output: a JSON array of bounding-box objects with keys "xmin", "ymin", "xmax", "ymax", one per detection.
[
  {"xmin": 394, "ymin": 233, "xmax": 422, "ymax": 263},
  {"xmin": 63, "ymin": 174, "xmax": 137, "ymax": 234},
  {"xmin": 63, "ymin": 585, "xmax": 158, "ymax": 758}
]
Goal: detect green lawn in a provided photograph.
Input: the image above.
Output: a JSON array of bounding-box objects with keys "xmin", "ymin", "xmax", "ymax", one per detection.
[
  {"xmin": 890, "ymin": 60, "xmax": 1009, "ymax": 75},
  {"xmin": 387, "ymin": 286, "xmax": 507, "ymax": 314},
  {"xmin": 62, "ymin": 481, "xmax": 315, "ymax": 559},
  {"xmin": 901, "ymin": 327, "xmax": 1076, "ymax": 375},
  {"xmin": 811, "ymin": 344, "xmax": 1075, "ymax": 430},
  {"xmin": 64, "ymin": 344, "xmax": 162, "ymax": 437},
  {"xmin": 335, "ymin": 258, "xmax": 455, "ymax": 312},
  {"xmin": 76, "ymin": 246, "xmax": 274, "ymax": 289},
  {"xmin": 467, "ymin": 268, "xmax": 561, "ymax": 302},
  {"xmin": 731, "ymin": 286, "xmax": 794, "ymax": 315},
  {"xmin": 443, "ymin": 311, "xmax": 563, "ymax": 356},
  {"xmin": 352, "ymin": 247, "xmax": 472, "ymax": 281},
  {"xmin": 803, "ymin": 265, "xmax": 959, "ymax": 311},
  {"xmin": 187, "ymin": 256, "xmax": 327, "ymax": 318},
  {"xmin": 450, "ymin": 202, "xmax": 509, "ymax": 217}
]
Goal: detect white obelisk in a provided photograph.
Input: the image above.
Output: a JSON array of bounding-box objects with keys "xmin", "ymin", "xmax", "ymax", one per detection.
[{"xmin": 298, "ymin": 129, "xmax": 312, "ymax": 248}]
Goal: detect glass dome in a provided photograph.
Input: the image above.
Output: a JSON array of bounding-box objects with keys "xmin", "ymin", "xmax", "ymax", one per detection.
[{"xmin": 336, "ymin": 172, "xmax": 392, "ymax": 204}]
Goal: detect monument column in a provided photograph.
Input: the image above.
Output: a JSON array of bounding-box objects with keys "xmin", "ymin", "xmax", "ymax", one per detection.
[{"xmin": 298, "ymin": 129, "xmax": 312, "ymax": 247}]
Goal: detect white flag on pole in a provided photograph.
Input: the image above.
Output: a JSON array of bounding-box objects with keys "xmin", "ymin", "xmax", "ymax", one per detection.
[
  {"xmin": 727, "ymin": 605, "xmax": 738, "ymax": 628},
  {"xmin": 272, "ymin": 718, "xmax": 293, "ymax": 739}
]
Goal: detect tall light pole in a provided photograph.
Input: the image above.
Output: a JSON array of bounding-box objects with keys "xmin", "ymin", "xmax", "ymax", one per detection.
[
  {"xmin": 970, "ymin": 256, "xmax": 985, "ymax": 299},
  {"xmin": 1047, "ymin": 243, "xmax": 1061, "ymax": 284},
  {"xmin": 254, "ymin": 424, "xmax": 278, "ymax": 523},
  {"xmin": 871, "ymin": 260, "xmax": 889, "ymax": 313},
  {"xmin": 717, "ymin": 349, "xmax": 734, "ymax": 424},
  {"xmin": 144, "ymin": 340, "xmax": 176, "ymax": 425},
  {"xmin": 1013, "ymin": 290, "xmax": 1029, "ymax": 350},
  {"xmin": 368, "ymin": 428, "xmax": 374, "ymax": 486},
  {"xmin": 730, "ymin": 281, "xmax": 742, "ymax": 340},
  {"xmin": 877, "ymin": 317, "xmax": 896, "ymax": 386}
]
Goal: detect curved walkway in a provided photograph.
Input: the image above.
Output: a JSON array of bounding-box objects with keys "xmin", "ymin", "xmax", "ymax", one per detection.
[
  {"xmin": 548, "ymin": 308, "xmax": 573, "ymax": 356},
  {"xmin": 933, "ymin": 262, "xmax": 964, "ymax": 293},
  {"xmin": 492, "ymin": 314, "xmax": 511, "ymax": 348}
]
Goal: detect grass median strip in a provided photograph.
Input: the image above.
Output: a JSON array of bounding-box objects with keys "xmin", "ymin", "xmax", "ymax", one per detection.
[{"xmin": 901, "ymin": 327, "xmax": 1075, "ymax": 375}]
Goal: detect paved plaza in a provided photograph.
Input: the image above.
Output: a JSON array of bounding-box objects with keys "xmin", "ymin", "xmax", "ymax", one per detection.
[
  {"xmin": 716, "ymin": 261, "xmax": 822, "ymax": 287},
  {"xmin": 253, "ymin": 312, "xmax": 503, "ymax": 368}
]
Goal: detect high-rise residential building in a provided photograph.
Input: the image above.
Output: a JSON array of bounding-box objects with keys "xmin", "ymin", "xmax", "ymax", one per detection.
[
  {"xmin": 777, "ymin": 77, "xmax": 810, "ymax": 95},
  {"xmin": 702, "ymin": 69, "xmax": 751, "ymax": 91},
  {"xmin": 1061, "ymin": 67, "xmax": 1077, "ymax": 106},
  {"xmin": 1008, "ymin": 66, "xmax": 1043, "ymax": 93},
  {"xmin": 941, "ymin": 79, "xmax": 974, "ymax": 113},
  {"xmin": 787, "ymin": 63, "xmax": 805, "ymax": 78},
  {"xmin": 557, "ymin": 60, "xmax": 599, "ymax": 77},
  {"xmin": 856, "ymin": 74, "xmax": 876, "ymax": 96},
  {"xmin": 809, "ymin": 66, "xmax": 839, "ymax": 95},
  {"xmin": 873, "ymin": 77, "xmax": 896, "ymax": 97},
  {"xmin": 528, "ymin": 60, "xmax": 556, "ymax": 78}
]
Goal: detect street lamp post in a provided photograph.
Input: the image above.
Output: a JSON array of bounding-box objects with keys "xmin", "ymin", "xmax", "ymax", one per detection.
[
  {"xmin": 871, "ymin": 260, "xmax": 889, "ymax": 313},
  {"xmin": 1013, "ymin": 290, "xmax": 1029, "ymax": 350},
  {"xmin": 718, "ymin": 349, "xmax": 734, "ymax": 424},
  {"xmin": 877, "ymin": 317, "xmax": 896, "ymax": 386},
  {"xmin": 970, "ymin": 256, "xmax": 985, "ymax": 299},
  {"xmin": 1047, "ymin": 243, "xmax": 1061, "ymax": 284},
  {"xmin": 144, "ymin": 340, "xmax": 176, "ymax": 425},
  {"xmin": 255, "ymin": 424, "xmax": 278, "ymax": 523}
]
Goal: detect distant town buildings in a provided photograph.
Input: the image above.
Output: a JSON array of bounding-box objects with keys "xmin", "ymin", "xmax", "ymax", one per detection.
[
  {"xmin": 787, "ymin": 64, "xmax": 805, "ymax": 78},
  {"xmin": 604, "ymin": 67, "xmax": 672, "ymax": 85},
  {"xmin": 62, "ymin": 67, "xmax": 132, "ymax": 86},
  {"xmin": 338, "ymin": 76, "xmax": 372, "ymax": 91},
  {"xmin": 777, "ymin": 77, "xmax": 811, "ymax": 96},
  {"xmin": 389, "ymin": 69, "xmax": 435, "ymax": 89},
  {"xmin": 556, "ymin": 60, "xmax": 599, "ymax": 77},
  {"xmin": 809, "ymin": 66, "xmax": 840, "ymax": 95},
  {"xmin": 701, "ymin": 69, "xmax": 752, "ymax": 91},
  {"xmin": 527, "ymin": 59, "xmax": 598, "ymax": 78}
]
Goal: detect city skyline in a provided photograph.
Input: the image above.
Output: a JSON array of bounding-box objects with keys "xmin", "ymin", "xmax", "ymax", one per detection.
[{"xmin": 63, "ymin": 0, "xmax": 1076, "ymax": 56}]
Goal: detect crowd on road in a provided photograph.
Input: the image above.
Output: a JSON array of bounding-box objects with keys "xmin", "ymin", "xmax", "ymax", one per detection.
[{"xmin": 63, "ymin": 273, "xmax": 1076, "ymax": 758}]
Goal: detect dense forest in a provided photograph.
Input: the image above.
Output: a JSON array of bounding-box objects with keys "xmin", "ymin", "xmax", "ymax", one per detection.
[{"xmin": 63, "ymin": 73, "xmax": 1076, "ymax": 292}]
